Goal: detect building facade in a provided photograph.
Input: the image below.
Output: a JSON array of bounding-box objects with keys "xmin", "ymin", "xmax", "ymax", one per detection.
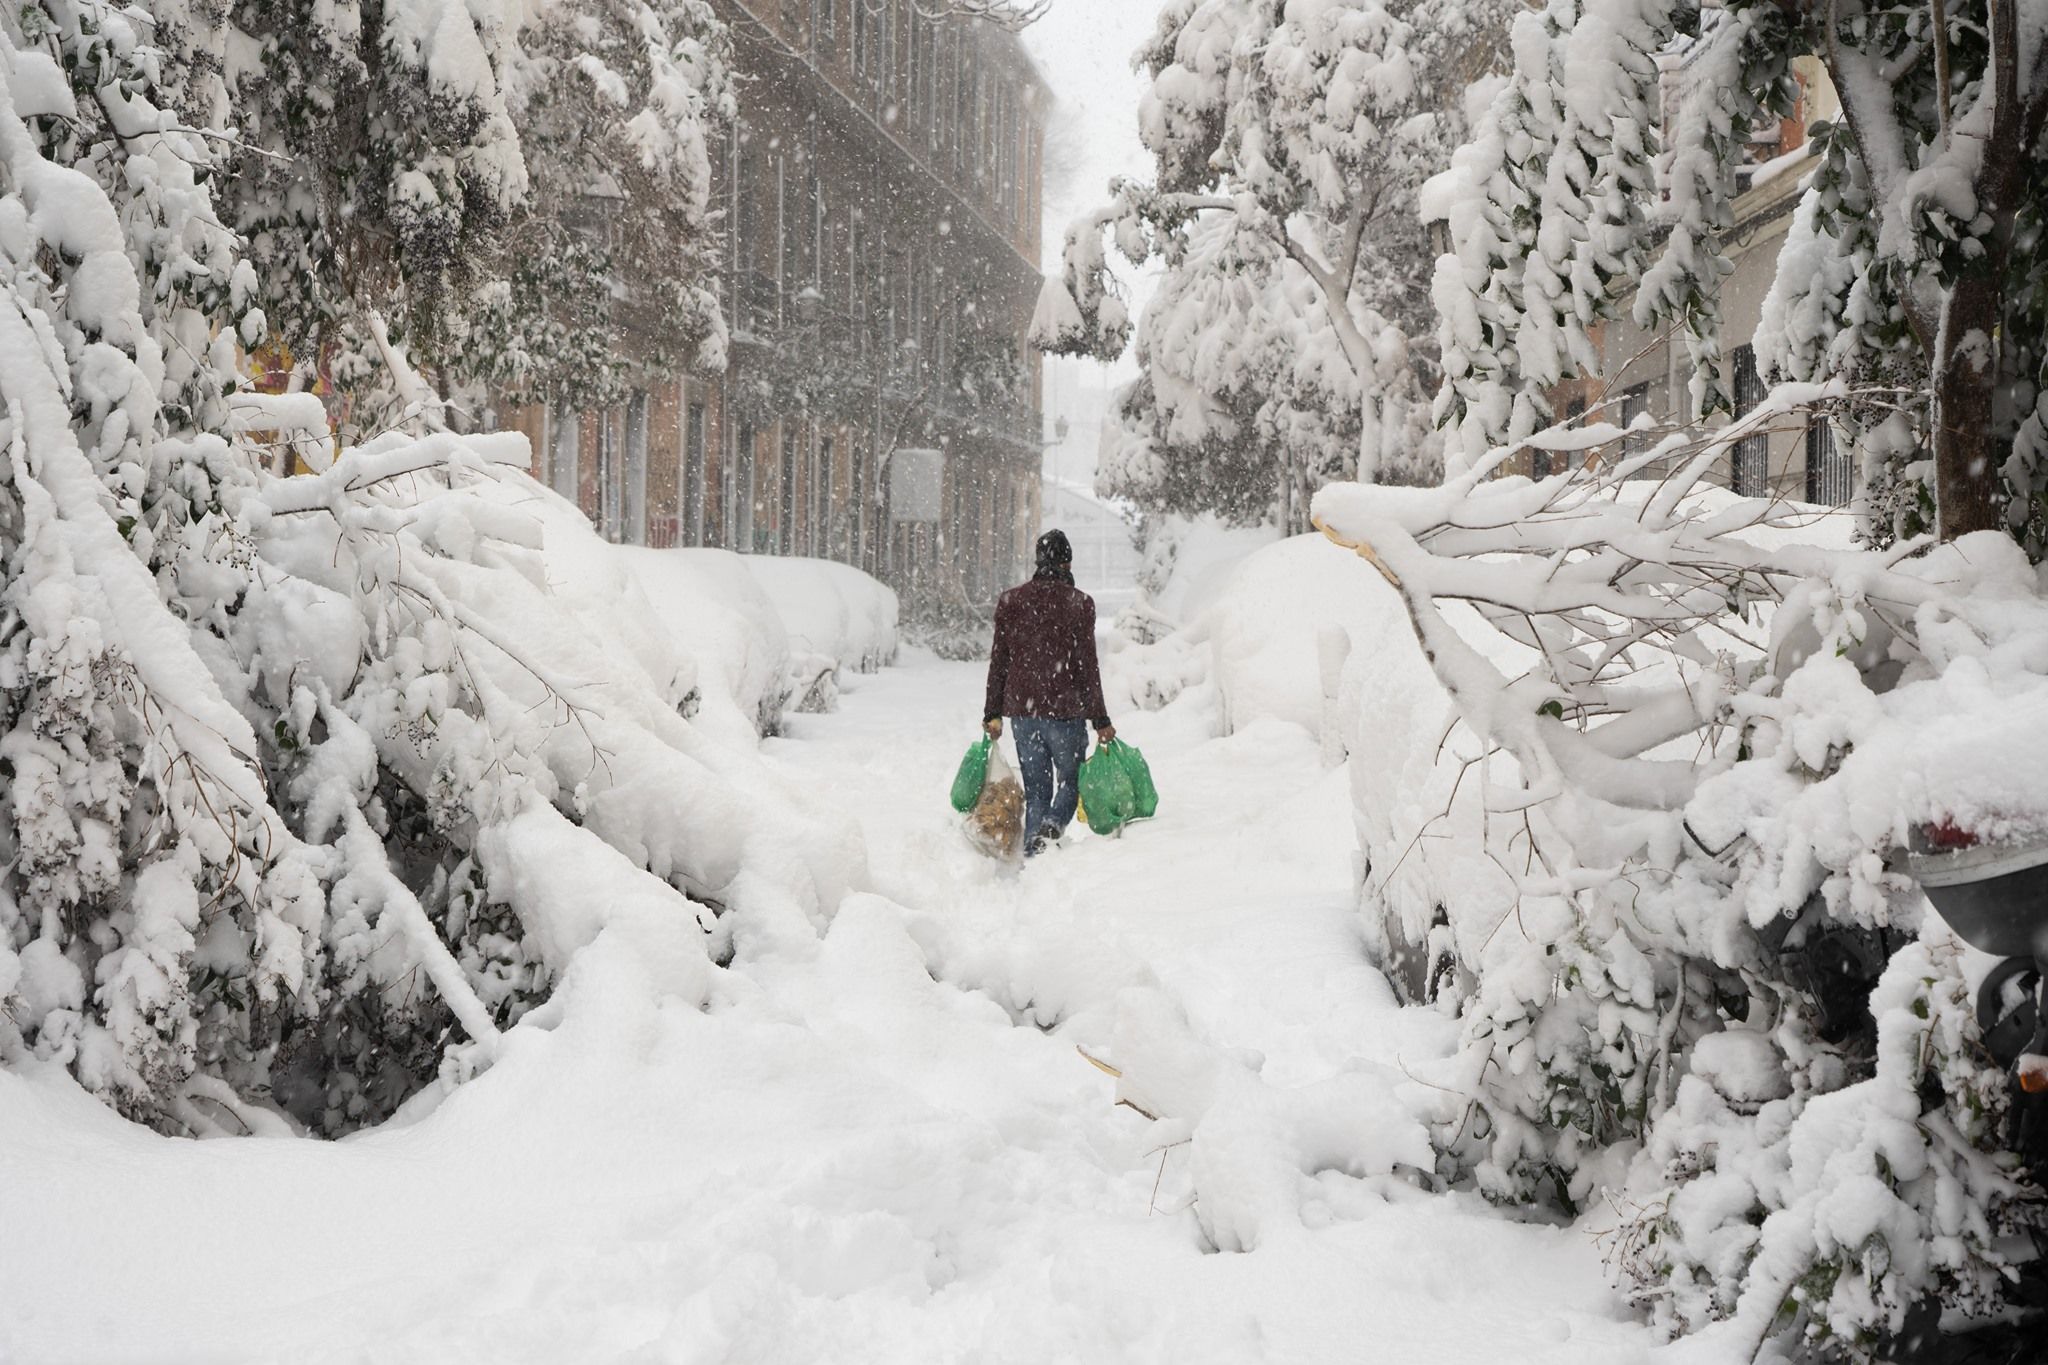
[
  {"xmin": 1498, "ymin": 43, "xmax": 1855, "ymax": 508},
  {"xmin": 500, "ymin": 0, "xmax": 1051, "ymax": 603}
]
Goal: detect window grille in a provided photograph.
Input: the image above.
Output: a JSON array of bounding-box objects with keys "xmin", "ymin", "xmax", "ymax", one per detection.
[
  {"xmin": 1731, "ymin": 344, "xmax": 1768, "ymax": 496},
  {"xmin": 1805, "ymin": 420, "xmax": 1851, "ymax": 506}
]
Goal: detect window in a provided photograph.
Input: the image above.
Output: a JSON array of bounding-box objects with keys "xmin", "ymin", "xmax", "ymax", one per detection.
[
  {"xmin": 735, "ymin": 424, "xmax": 757, "ymax": 552},
  {"xmin": 685, "ymin": 401, "xmax": 707, "ymax": 545},
  {"xmin": 880, "ymin": 0, "xmax": 895, "ymax": 100},
  {"xmin": 774, "ymin": 155, "xmax": 789, "ymax": 318},
  {"xmin": 834, "ymin": 212, "xmax": 848, "ymax": 308},
  {"xmin": 853, "ymin": 0, "xmax": 870, "ymax": 82},
  {"xmin": 1731, "ymin": 344, "xmax": 1769, "ymax": 496},
  {"xmin": 1537, "ymin": 397, "xmax": 1587, "ymax": 479},
  {"xmin": 812, "ymin": 185, "xmax": 826, "ymax": 293},
  {"xmin": 812, "ymin": 434, "xmax": 831, "ymax": 558},
  {"xmin": 625, "ymin": 390, "xmax": 650, "ymax": 544},
  {"xmin": 1019, "ymin": 116, "xmax": 1034, "ymax": 227},
  {"xmin": 892, "ymin": 0, "xmax": 908, "ymax": 100},
  {"xmin": 984, "ymin": 75, "xmax": 998, "ymax": 185},
  {"xmin": 905, "ymin": 10, "xmax": 919, "ymax": 123},
  {"xmin": 972, "ymin": 64, "xmax": 987, "ymax": 182},
  {"xmin": 953, "ymin": 37, "xmax": 970, "ymax": 169},
  {"xmin": 597, "ymin": 408, "xmax": 624, "ymax": 541},
  {"xmin": 780, "ymin": 425, "xmax": 799, "ymax": 555},
  {"xmin": 1805, "ymin": 420, "xmax": 1851, "ymax": 506},
  {"xmin": 724, "ymin": 126, "xmax": 742, "ymax": 323},
  {"xmin": 818, "ymin": 0, "xmax": 834, "ymax": 37},
  {"xmin": 549, "ymin": 407, "xmax": 580, "ymax": 502},
  {"xmin": 892, "ymin": 261, "xmax": 908, "ymax": 362},
  {"xmin": 1620, "ymin": 384, "xmax": 1650, "ymax": 469},
  {"xmin": 983, "ymin": 85, "xmax": 999, "ymax": 201},
  {"xmin": 733, "ymin": 141, "xmax": 755, "ymax": 327},
  {"xmin": 991, "ymin": 479, "xmax": 1007, "ymax": 585},
  {"xmin": 849, "ymin": 214, "xmax": 866, "ymax": 346},
  {"xmin": 906, "ymin": 254, "xmax": 922, "ymax": 363},
  {"xmin": 851, "ymin": 440, "xmax": 872, "ymax": 570},
  {"xmin": 922, "ymin": 19, "xmax": 939, "ymax": 149},
  {"xmin": 880, "ymin": 255, "xmax": 897, "ymax": 349},
  {"xmin": 997, "ymin": 88, "xmax": 1011, "ymax": 214},
  {"xmin": 964, "ymin": 460, "xmax": 985, "ymax": 599}
]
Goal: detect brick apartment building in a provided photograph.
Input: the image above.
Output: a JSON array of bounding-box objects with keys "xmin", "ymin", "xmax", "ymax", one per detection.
[{"xmin": 499, "ymin": 0, "xmax": 1051, "ymax": 604}]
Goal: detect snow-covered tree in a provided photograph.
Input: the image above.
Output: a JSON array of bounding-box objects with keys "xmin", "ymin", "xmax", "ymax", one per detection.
[
  {"xmin": 2, "ymin": 1, "xmax": 329, "ymax": 1128},
  {"xmin": 1318, "ymin": 392, "xmax": 2047, "ymax": 1352},
  {"xmin": 1426, "ymin": 0, "xmax": 1682, "ymax": 457},
  {"xmin": 1379, "ymin": 28, "xmax": 2048, "ymax": 1293},
  {"xmin": 1, "ymin": 1, "xmax": 840, "ymax": 1139},
  {"xmin": 1430, "ymin": 0, "xmax": 2048, "ymax": 547},
  {"xmin": 1035, "ymin": 0, "xmax": 1512, "ymax": 528},
  {"xmin": 467, "ymin": 0, "xmax": 734, "ymax": 415},
  {"xmin": 1088, "ymin": 214, "xmax": 1386, "ymax": 526},
  {"xmin": 214, "ymin": 0, "xmax": 732, "ymax": 435},
  {"xmin": 216, "ymin": 0, "xmax": 530, "ymax": 427}
]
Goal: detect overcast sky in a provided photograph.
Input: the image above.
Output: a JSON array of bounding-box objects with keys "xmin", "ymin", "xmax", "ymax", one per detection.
[
  {"xmin": 1023, "ymin": 2, "xmax": 1156, "ymax": 273},
  {"xmin": 1022, "ymin": 1, "xmax": 1164, "ymax": 486}
]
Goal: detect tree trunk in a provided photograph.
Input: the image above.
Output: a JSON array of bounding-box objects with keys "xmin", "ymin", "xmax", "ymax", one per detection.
[
  {"xmin": 1933, "ymin": 275, "xmax": 2004, "ymax": 540},
  {"xmin": 1357, "ymin": 388, "xmax": 1383, "ymax": 486},
  {"xmin": 1931, "ymin": 0, "xmax": 2032, "ymax": 541}
]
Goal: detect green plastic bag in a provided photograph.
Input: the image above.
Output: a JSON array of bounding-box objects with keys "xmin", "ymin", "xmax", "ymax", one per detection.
[
  {"xmin": 1116, "ymin": 741, "xmax": 1158, "ymax": 820},
  {"xmin": 1078, "ymin": 741, "xmax": 1138, "ymax": 835},
  {"xmin": 950, "ymin": 737, "xmax": 993, "ymax": 812}
]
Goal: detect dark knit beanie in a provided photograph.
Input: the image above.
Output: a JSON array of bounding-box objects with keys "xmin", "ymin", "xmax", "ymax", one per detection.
[{"xmin": 1035, "ymin": 529, "xmax": 1073, "ymax": 575}]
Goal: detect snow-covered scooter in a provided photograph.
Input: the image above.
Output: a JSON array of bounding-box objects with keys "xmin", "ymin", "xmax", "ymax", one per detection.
[
  {"xmin": 1769, "ymin": 603, "xmax": 2048, "ymax": 1161},
  {"xmin": 1759, "ymin": 609, "xmax": 2048, "ymax": 1359},
  {"xmin": 1899, "ymin": 825, "xmax": 2048, "ymax": 1163}
]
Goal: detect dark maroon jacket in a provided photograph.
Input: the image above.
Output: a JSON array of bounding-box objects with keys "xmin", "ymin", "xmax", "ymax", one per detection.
[{"xmin": 983, "ymin": 575, "xmax": 1110, "ymax": 726}]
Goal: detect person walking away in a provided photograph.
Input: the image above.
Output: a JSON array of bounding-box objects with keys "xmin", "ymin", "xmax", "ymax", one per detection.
[{"xmin": 983, "ymin": 529, "xmax": 1115, "ymax": 857}]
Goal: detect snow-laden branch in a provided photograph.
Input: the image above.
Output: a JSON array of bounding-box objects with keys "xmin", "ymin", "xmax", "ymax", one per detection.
[
  {"xmin": 260, "ymin": 431, "xmax": 532, "ymax": 516},
  {"xmin": 1312, "ymin": 384, "xmax": 1953, "ymax": 811}
]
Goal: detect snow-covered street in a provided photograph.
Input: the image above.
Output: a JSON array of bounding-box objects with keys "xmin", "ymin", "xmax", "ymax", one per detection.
[
  {"xmin": 1, "ymin": 649, "xmax": 1667, "ymax": 1365},
  {"xmin": 8, "ymin": 0, "xmax": 2048, "ymax": 1354}
]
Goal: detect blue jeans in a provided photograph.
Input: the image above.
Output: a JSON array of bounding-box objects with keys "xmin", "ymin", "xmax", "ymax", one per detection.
[{"xmin": 1011, "ymin": 717, "xmax": 1088, "ymax": 845}]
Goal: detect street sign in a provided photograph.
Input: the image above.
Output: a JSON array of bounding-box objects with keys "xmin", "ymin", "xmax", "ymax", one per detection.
[{"xmin": 889, "ymin": 447, "xmax": 945, "ymax": 522}]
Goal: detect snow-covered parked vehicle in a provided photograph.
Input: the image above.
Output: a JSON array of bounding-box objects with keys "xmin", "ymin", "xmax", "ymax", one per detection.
[
  {"xmin": 614, "ymin": 548, "xmax": 898, "ymax": 732},
  {"xmin": 742, "ymin": 555, "xmax": 901, "ymax": 714}
]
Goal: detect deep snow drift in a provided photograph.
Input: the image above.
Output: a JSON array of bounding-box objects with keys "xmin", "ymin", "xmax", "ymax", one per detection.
[{"xmin": 1, "ymin": 641, "xmax": 1682, "ymax": 1364}]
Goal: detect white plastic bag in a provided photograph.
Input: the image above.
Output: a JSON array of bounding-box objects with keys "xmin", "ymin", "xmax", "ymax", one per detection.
[{"xmin": 964, "ymin": 742, "xmax": 1025, "ymax": 861}]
